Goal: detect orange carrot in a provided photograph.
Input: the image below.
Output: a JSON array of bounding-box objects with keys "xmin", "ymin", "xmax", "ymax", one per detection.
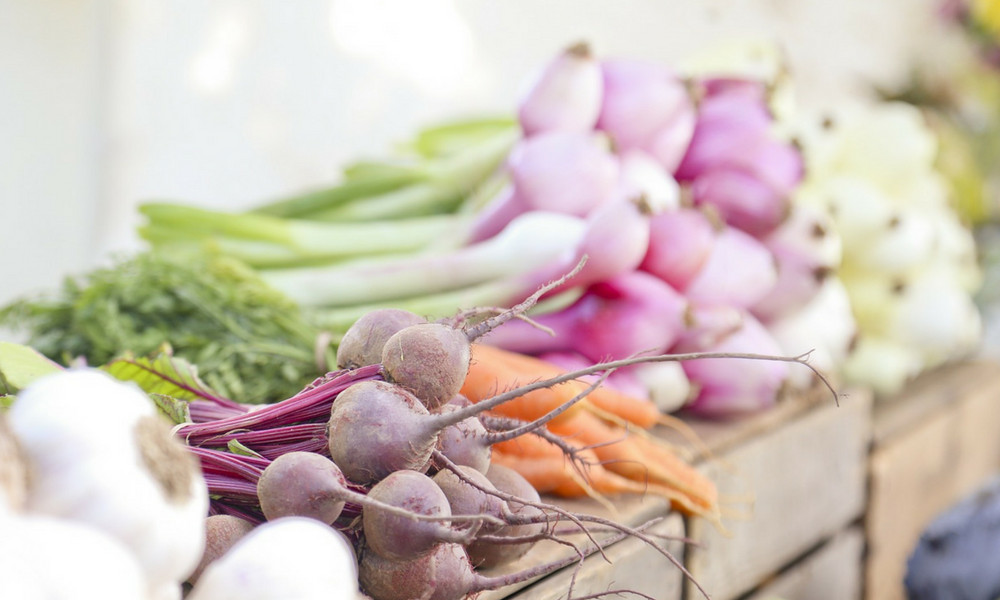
[
  {"xmin": 463, "ymin": 344, "xmax": 662, "ymax": 429},
  {"xmin": 491, "ymin": 447, "xmax": 714, "ymax": 520},
  {"xmin": 461, "ymin": 345, "xmax": 589, "ymax": 425},
  {"xmin": 547, "ymin": 411, "xmax": 719, "ymax": 518}
]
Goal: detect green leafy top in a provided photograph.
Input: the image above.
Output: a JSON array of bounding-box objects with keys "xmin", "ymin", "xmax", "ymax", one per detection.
[{"xmin": 1, "ymin": 252, "xmax": 330, "ymax": 404}]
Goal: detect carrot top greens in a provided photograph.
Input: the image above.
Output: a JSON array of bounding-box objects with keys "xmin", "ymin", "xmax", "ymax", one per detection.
[{"xmin": 0, "ymin": 252, "xmax": 329, "ymax": 404}]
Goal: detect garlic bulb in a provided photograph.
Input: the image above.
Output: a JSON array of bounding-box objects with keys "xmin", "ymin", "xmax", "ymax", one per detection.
[
  {"xmin": 188, "ymin": 517, "xmax": 360, "ymax": 600},
  {"xmin": 7, "ymin": 369, "xmax": 208, "ymax": 600},
  {"xmin": 0, "ymin": 415, "xmax": 27, "ymax": 515},
  {"xmin": 0, "ymin": 515, "xmax": 150, "ymax": 600}
]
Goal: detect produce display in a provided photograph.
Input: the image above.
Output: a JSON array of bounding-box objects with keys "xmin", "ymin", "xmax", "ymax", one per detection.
[
  {"xmin": 792, "ymin": 103, "xmax": 983, "ymax": 395},
  {"xmin": 0, "ymin": 29, "xmax": 991, "ymax": 600}
]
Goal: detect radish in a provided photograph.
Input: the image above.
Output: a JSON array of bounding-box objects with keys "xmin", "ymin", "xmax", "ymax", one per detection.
[
  {"xmin": 517, "ymin": 42, "xmax": 603, "ymax": 136},
  {"xmin": 766, "ymin": 276, "xmax": 858, "ymax": 389},
  {"xmin": 481, "ymin": 271, "xmax": 689, "ymax": 362},
  {"xmin": 466, "ymin": 463, "xmax": 545, "ymax": 569},
  {"xmin": 363, "ymin": 469, "xmax": 481, "ymax": 562},
  {"xmin": 751, "ymin": 204, "xmax": 842, "ymax": 321},
  {"xmin": 674, "ymin": 312, "xmax": 790, "ymax": 417},
  {"xmin": 682, "ymin": 225, "xmax": 778, "ymax": 309},
  {"xmin": 507, "ymin": 131, "xmax": 619, "ymax": 217},
  {"xmin": 641, "ymin": 207, "xmax": 719, "ymax": 290},
  {"xmin": 465, "ymin": 186, "xmax": 529, "ymax": 243},
  {"xmin": 337, "ymin": 309, "xmax": 428, "ymax": 369},
  {"xmin": 597, "ymin": 59, "xmax": 695, "ymax": 171},
  {"xmin": 187, "ymin": 516, "xmax": 256, "ymax": 586},
  {"xmin": 617, "ymin": 150, "xmax": 683, "ymax": 214}
]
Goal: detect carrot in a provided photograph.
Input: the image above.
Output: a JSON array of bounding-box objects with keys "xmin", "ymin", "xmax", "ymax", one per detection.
[
  {"xmin": 492, "ymin": 430, "xmax": 719, "ymax": 523},
  {"xmin": 463, "ymin": 344, "xmax": 662, "ymax": 429},
  {"xmin": 491, "ymin": 446, "xmax": 717, "ymax": 521},
  {"xmin": 461, "ymin": 345, "xmax": 589, "ymax": 425},
  {"xmin": 547, "ymin": 411, "xmax": 719, "ymax": 519}
]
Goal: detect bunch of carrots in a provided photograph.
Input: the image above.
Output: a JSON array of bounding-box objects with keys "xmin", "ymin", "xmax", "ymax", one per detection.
[{"xmin": 460, "ymin": 343, "xmax": 721, "ymax": 526}]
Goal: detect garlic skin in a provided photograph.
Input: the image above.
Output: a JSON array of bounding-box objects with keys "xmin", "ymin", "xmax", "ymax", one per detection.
[
  {"xmin": 187, "ymin": 517, "xmax": 360, "ymax": 600},
  {"xmin": 0, "ymin": 415, "xmax": 28, "ymax": 515},
  {"xmin": 0, "ymin": 514, "xmax": 150, "ymax": 600},
  {"xmin": 7, "ymin": 369, "xmax": 208, "ymax": 600}
]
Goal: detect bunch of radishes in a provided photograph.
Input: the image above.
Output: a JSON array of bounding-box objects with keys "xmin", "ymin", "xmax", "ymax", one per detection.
[
  {"xmin": 0, "ymin": 286, "xmax": 698, "ymax": 600},
  {"xmin": 476, "ymin": 43, "xmax": 857, "ymax": 417},
  {"xmin": 793, "ymin": 102, "xmax": 983, "ymax": 395},
  {"xmin": 172, "ymin": 280, "xmax": 701, "ymax": 600}
]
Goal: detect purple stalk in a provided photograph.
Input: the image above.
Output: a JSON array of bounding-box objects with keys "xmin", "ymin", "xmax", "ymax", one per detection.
[
  {"xmin": 194, "ymin": 423, "xmax": 328, "ymax": 449},
  {"xmin": 256, "ymin": 438, "xmax": 331, "ymax": 460},
  {"xmin": 203, "ymin": 473, "xmax": 261, "ymax": 500},
  {"xmin": 188, "ymin": 400, "xmax": 250, "ymax": 423},
  {"xmin": 211, "ymin": 501, "xmax": 265, "ymax": 525},
  {"xmin": 189, "ymin": 446, "xmax": 270, "ymax": 482},
  {"xmin": 177, "ymin": 365, "xmax": 381, "ymax": 443}
]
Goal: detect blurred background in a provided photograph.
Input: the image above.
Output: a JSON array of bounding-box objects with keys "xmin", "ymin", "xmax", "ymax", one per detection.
[{"xmin": 0, "ymin": 0, "xmax": 962, "ymax": 307}]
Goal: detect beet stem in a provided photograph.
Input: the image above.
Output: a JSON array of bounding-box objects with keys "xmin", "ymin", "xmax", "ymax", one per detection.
[
  {"xmin": 470, "ymin": 525, "xmax": 637, "ymax": 593},
  {"xmin": 339, "ymin": 487, "xmax": 506, "ymax": 529},
  {"xmin": 444, "ymin": 350, "xmax": 835, "ymax": 429},
  {"xmin": 484, "ymin": 370, "xmax": 612, "ymax": 444},
  {"xmin": 462, "ymin": 257, "xmax": 587, "ymax": 341}
]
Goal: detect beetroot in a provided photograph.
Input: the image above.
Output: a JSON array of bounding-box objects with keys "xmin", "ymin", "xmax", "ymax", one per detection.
[{"xmin": 337, "ymin": 309, "xmax": 428, "ymax": 369}]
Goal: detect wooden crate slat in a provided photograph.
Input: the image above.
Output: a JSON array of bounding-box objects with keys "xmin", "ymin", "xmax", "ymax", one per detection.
[
  {"xmin": 865, "ymin": 361, "xmax": 1000, "ymax": 600},
  {"xmin": 501, "ymin": 514, "xmax": 686, "ymax": 600},
  {"xmin": 746, "ymin": 527, "xmax": 864, "ymax": 600},
  {"xmin": 684, "ymin": 389, "xmax": 872, "ymax": 600}
]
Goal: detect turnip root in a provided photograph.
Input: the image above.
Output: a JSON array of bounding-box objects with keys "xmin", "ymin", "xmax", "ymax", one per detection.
[
  {"xmin": 337, "ymin": 309, "xmax": 428, "ymax": 369},
  {"xmin": 257, "ymin": 452, "xmax": 350, "ymax": 524},
  {"xmin": 434, "ymin": 406, "xmax": 492, "ymax": 475},
  {"xmin": 359, "ymin": 525, "xmax": 649, "ymax": 600},
  {"xmin": 517, "ymin": 42, "xmax": 603, "ymax": 136},
  {"xmin": 187, "ymin": 517, "xmax": 359, "ymax": 600},
  {"xmin": 363, "ymin": 469, "xmax": 479, "ymax": 562},
  {"xmin": 433, "ymin": 466, "xmax": 509, "ymax": 536},
  {"xmin": 380, "ymin": 260, "xmax": 585, "ymax": 411},
  {"xmin": 466, "ymin": 464, "xmax": 545, "ymax": 569},
  {"xmin": 187, "ymin": 515, "xmax": 256, "ymax": 586}
]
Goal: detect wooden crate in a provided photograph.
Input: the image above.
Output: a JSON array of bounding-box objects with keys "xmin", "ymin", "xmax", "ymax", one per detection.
[
  {"xmin": 681, "ymin": 387, "xmax": 873, "ymax": 600},
  {"xmin": 502, "ymin": 513, "xmax": 686, "ymax": 600},
  {"xmin": 481, "ymin": 494, "xmax": 679, "ymax": 600},
  {"xmin": 746, "ymin": 527, "xmax": 864, "ymax": 600},
  {"xmin": 865, "ymin": 360, "xmax": 1000, "ymax": 600}
]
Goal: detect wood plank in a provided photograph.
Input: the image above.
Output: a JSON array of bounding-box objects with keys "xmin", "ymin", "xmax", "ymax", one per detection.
[
  {"xmin": 684, "ymin": 389, "xmax": 872, "ymax": 600},
  {"xmin": 480, "ymin": 494, "xmax": 675, "ymax": 600},
  {"xmin": 872, "ymin": 360, "xmax": 999, "ymax": 447},
  {"xmin": 865, "ymin": 363, "xmax": 1000, "ymax": 600},
  {"xmin": 746, "ymin": 527, "xmax": 864, "ymax": 600},
  {"xmin": 502, "ymin": 514, "xmax": 685, "ymax": 600}
]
